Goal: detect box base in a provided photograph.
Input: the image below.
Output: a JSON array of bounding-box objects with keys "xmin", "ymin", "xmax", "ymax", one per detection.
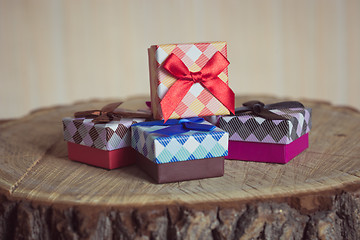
[
  {"xmin": 135, "ymin": 153, "xmax": 224, "ymax": 184},
  {"xmin": 67, "ymin": 142, "xmax": 136, "ymax": 169},
  {"xmin": 226, "ymin": 133, "xmax": 309, "ymax": 164}
]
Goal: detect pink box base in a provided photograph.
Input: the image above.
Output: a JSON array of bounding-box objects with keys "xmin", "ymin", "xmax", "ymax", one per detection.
[
  {"xmin": 67, "ymin": 142, "xmax": 136, "ymax": 169},
  {"xmin": 226, "ymin": 133, "xmax": 309, "ymax": 164}
]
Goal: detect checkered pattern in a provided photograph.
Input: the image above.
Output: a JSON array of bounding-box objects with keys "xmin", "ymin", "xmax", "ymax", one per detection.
[
  {"xmin": 218, "ymin": 108, "xmax": 312, "ymax": 144},
  {"xmin": 63, "ymin": 117, "xmax": 145, "ymax": 151},
  {"xmin": 131, "ymin": 121, "xmax": 229, "ymax": 164},
  {"xmin": 152, "ymin": 42, "xmax": 230, "ymax": 119}
]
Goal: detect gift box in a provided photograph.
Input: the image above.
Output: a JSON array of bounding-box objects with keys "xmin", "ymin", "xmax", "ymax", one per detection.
[
  {"xmin": 62, "ymin": 100, "xmax": 152, "ymax": 169},
  {"xmin": 131, "ymin": 118, "xmax": 228, "ymax": 183},
  {"xmin": 217, "ymin": 100, "xmax": 312, "ymax": 164},
  {"xmin": 148, "ymin": 41, "xmax": 235, "ymax": 122}
]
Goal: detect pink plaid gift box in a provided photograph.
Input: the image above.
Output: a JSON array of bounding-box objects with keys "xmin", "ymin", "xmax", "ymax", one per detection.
[{"xmin": 148, "ymin": 42, "xmax": 235, "ymax": 122}]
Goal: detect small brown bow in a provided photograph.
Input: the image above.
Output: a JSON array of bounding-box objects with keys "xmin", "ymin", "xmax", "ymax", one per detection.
[
  {"xmin": 234, "ymin": 100, "xmax": 304, "ymax": 120},
  {"xmin": 74, "ymin": 102, "xmax": 152, "ymax": 124}
]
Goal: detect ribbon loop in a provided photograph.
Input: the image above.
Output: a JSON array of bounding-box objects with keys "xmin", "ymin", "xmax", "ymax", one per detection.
[
  {"xmin": 235, "ymin": 100, "xmax": 305, "ymax": 120},
  {"xmin": 74, "ymin": 102, "xmax": 152, "ymax": 124},
  {"xmin": 243, "ymin": 100, "xmax": 264, "ymax": 108},
  {"xmin": 133, "ymin": 117, "xmax": 215, "ymax": 136},
  {"xmin": 160, "ymin": 51, "xmax": 235, "ymax": 122}
]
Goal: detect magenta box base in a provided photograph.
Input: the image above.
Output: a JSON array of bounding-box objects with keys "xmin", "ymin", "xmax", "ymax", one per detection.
[{"xmin": 226, "ymin": 133, "xmax": 309, "ymax": 164}]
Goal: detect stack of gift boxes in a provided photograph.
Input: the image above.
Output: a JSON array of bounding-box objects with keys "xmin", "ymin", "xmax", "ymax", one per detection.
[{"xmin": 62, "ymin": 41, "xmax": 312, "ymax": 183}]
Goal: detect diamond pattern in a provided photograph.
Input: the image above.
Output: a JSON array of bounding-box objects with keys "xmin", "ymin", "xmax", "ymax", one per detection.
[
  {"xmin": 172, "ymin": 47, "xmax": 186, "ymax": 59},
  {"xmin": 195, "ymin": 42, "xmax": 211, "ymax": 52},
  {"xmin": 218, "ymin": 108, "xmax": 312, "ymax": 144},
  {"xmin": 152, "ymin": 42, "xmax": 230, "ymax": 120},
  {"xmin": 195, "ymin": 53, "xmax": 210, "ymax": 67},
  {"xmin": 155, "ymin": 47, "xmax": 168, "ymax": 64},
  {"xmin": 186, "ymin": 45, "xmax": 202, "ymax": 62},
  {"xmin": 188, "ymin": 83, "xmax": 204, "ymax": 98},
  {"xmin": 199, "ymin": 106, "xmax": 212, "ymax": 116},
  {"xmin": 181, "ymin": 54, "xmax": 195, "ymax": 68},
  {"xmin": 131, "ymin": 120, "xmax": 228, "ymax": 164},
  {"xmin": 63, "ymin": 117, "xmax": 145, "ymax": 151},
  {"xmin": 182, "ymin": 137, "xmax": 200, "ymax": 153},
  {"xmin": 115, "ymin": 124, "xmax": 129, "ymax": 138}
]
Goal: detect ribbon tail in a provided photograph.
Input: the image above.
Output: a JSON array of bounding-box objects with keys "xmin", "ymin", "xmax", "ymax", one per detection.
[
  {"xmin": 199, "ymin": 51, "xmax": 234, "ymax": 114},
  {"xmin": 74, "ymin": 110, "xmax": 101, "ymax": 119},
  {"xmin": 101, "ymin": 102, "xmax": 123, "ymax": 112},
  {"xmin": 234, "ymin": 106, "xmax": 252, "ymax": 115},
  {"xmin": 201, "ymin": 78, "xmax": 235, "ymax": 114},
  {"xmin": 160, "ymin": 80, "xmax": 194, "ymax": 122},
  {"xmin": 265, "ymin": 101, "xmax": 305, "ymax": 110}
]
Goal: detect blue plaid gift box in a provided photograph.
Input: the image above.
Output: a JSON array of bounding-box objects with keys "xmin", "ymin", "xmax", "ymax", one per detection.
[{"xmin": 131, "ymin": 118, "xmax": 229, "ymax": 164}]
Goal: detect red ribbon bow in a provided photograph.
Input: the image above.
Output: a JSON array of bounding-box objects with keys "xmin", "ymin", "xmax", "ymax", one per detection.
[{"xmin": 160, "ymin": 51, "xmax": 235, "ymax": 122}]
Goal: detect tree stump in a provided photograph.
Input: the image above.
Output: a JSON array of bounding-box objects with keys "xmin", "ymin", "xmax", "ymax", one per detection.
[{"xmin": 1, "ymin": 96, "xmax": 360, "ymax": 240}]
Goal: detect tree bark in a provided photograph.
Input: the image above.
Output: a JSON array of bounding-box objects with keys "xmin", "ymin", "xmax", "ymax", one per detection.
[{"xmin": 1, "ymin": 188, "xmax": 360, "ymax": 240}]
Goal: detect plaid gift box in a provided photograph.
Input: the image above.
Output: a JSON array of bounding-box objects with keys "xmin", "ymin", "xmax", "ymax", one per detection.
[
  {"xmin": 62, "ymin": 100, "xmax": 151, "ymax": 169},
  {"xmin": 131, "ymin": 118, "xmax": 228, "ymax": 183},
  {"xmin": 148, "ymin": 41, "xmax": 235, "ymax": 122},
  {"xmin": 217, "ymin": 100, "xmax": 312, "ymax": 164}
]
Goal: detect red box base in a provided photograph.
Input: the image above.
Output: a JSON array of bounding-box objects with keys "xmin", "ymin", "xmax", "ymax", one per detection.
[
  {"xmin": 135, "ymin": 152, "xmax": 224, "ymax": 184},
  {"xmin": 226, "ymin": 133, "xmax": 309, "ymax": 164},
  {"xmin": 67, "ymin": 142, "xmax": 136, "ymax": 169}
]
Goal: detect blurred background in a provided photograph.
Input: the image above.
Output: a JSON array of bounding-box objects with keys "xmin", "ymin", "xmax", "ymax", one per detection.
[{"xmin": 1, "ymin": 0, "xmax": 359, "ymax": 119}]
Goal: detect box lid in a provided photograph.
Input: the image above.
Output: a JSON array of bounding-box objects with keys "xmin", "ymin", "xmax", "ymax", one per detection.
[
  {"xmin": 63, "ymin": 117, "xmax": 145, "ymax": 151},
  {"xmin": 218, "ymin": 108, "xmax": 312, "ymax": 144},
  {"xmin": 131, "ymin": 121, "xmax": 229, "ymax": 164}
]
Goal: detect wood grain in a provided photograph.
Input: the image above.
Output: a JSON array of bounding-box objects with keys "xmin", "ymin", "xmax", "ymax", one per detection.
[{"xmin": 1, "ymin": 96, "xmax": 360, "ymax": 239}]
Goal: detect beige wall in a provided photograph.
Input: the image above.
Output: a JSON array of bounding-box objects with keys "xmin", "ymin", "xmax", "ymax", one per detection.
[{"xmin": 1, "ymin": 0, "xmax": 359, "ymax": 119}]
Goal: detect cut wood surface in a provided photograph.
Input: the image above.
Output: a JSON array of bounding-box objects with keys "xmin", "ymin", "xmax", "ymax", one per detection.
[{"xmin": 1, "ymin": 95, "xmax": 360, "ymax": 240}]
